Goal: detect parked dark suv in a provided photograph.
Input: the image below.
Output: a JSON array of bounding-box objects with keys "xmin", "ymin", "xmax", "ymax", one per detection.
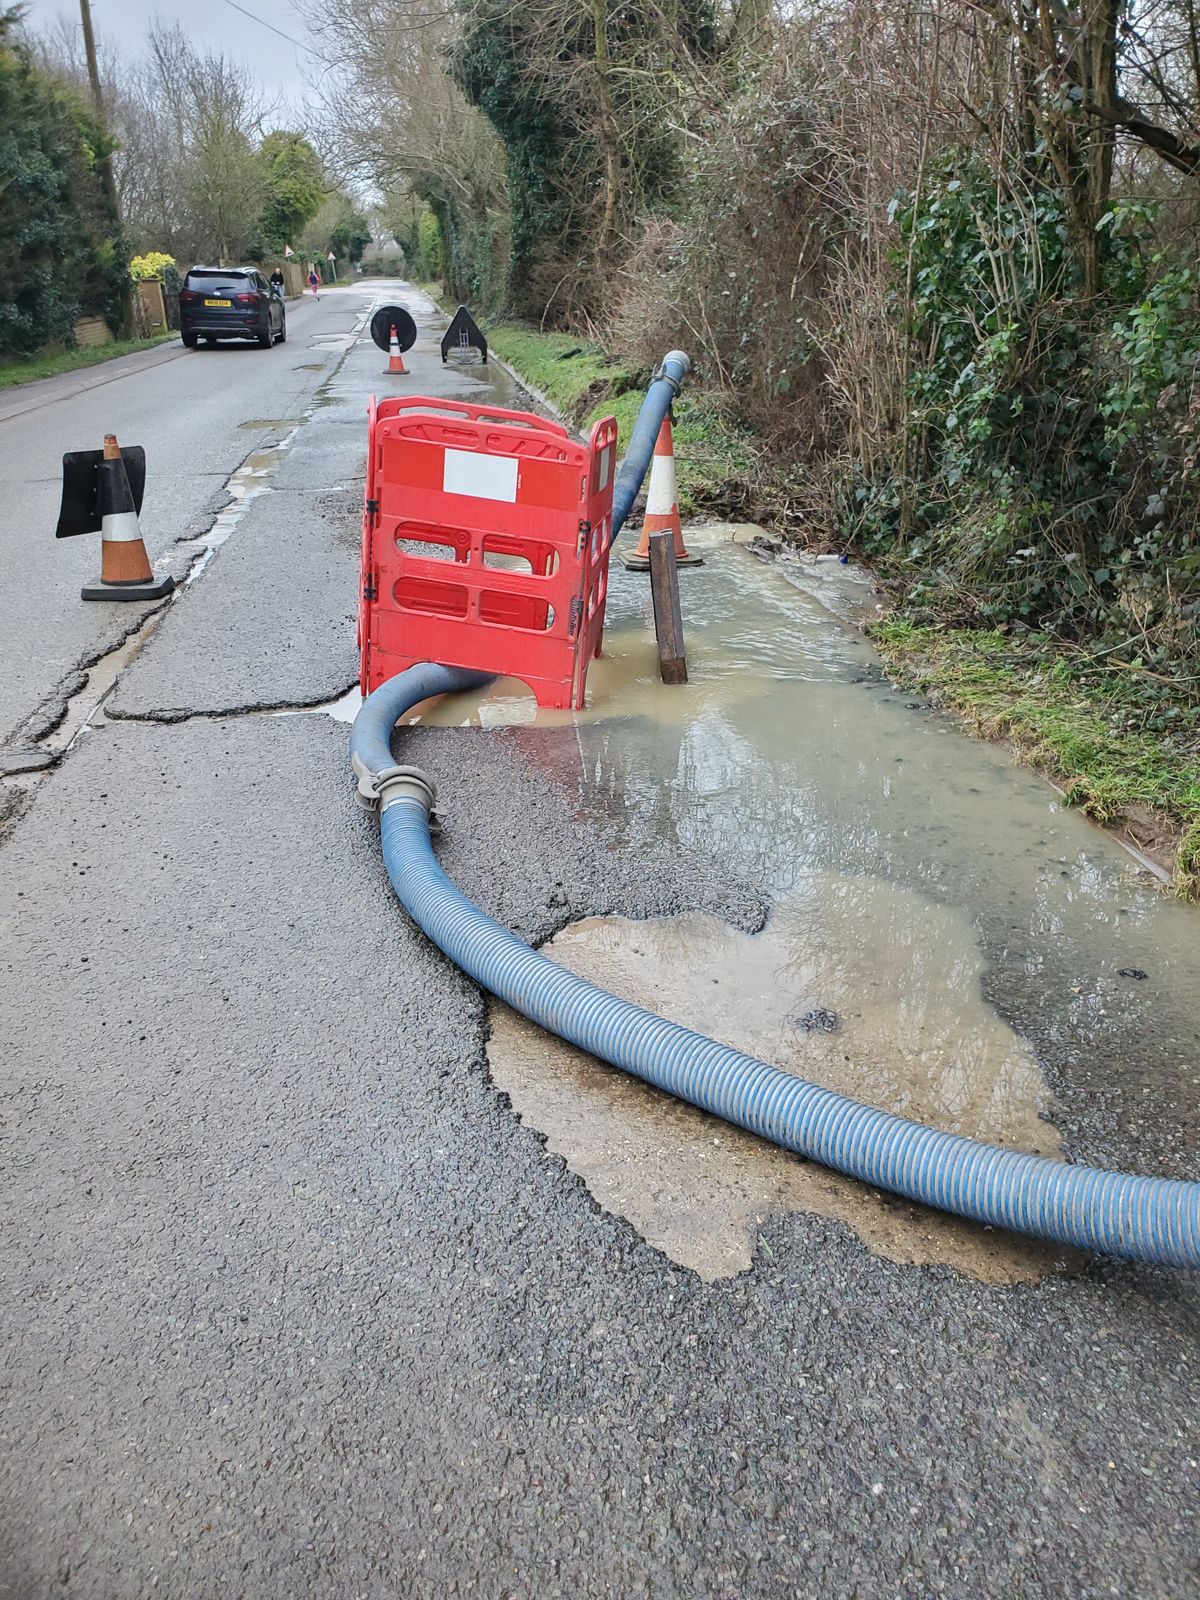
[{"xmin": 179, "ymin": 267, "xmax": 286, "ymax": 348}]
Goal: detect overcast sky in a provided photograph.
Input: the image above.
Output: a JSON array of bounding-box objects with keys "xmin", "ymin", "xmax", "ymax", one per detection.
[{"xmin": 27, "ymin": 0, "xmax": 327, "ymax": 117}]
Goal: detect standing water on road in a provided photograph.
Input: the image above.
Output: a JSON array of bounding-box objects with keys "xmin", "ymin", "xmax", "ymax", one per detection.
[{"xmin": 403, "ymin": 470, "xmax": 1200, "ymax": 1282}]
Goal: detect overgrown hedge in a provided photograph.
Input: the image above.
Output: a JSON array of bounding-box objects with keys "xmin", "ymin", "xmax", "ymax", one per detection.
[
  {"xmin": 854, "ymin": 161, "xmax": 1200, "ymax": 692},
  {"xmin": 0, "ymin": 19, "xmax": 128, "ymax": 358}
]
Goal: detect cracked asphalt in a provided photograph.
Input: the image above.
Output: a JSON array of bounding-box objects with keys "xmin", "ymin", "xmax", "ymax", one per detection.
[
  {"xmin": 1, "ymin": 282, "xmax": 1197, "ymax": 1599},
  {"xmin": 0, "ymin": 288, "xmax": 359, "ymax": 750}
]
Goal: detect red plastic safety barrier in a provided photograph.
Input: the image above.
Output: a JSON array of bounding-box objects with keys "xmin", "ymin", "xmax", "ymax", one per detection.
[{"xmin": 359, "ymin": 396, "xmax": 618, "ymax": 709}]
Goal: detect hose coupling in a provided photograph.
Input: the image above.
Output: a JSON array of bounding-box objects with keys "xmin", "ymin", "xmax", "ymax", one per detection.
[
  {"xmin": 353, "ymin": 758, "xmax": 437, "ymax": 815},
  {"xmin": 652, "ymin": 350, "xmax": 691, "ymax": 397}
]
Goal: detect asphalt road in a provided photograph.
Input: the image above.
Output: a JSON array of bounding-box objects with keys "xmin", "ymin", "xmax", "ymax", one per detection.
[
  {"xmin": 1, "ymin": 284, "xmax": 1197, "ymax": 1599},
  {"xmin": 0, "ymin": 287, "xmax": 362, "ymax": 749}
]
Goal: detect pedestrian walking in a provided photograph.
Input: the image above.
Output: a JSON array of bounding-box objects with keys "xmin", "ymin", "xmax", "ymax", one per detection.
[
  {"xmin": 270, "ymin": 266, "xmax": 285, "ymax": 295},
  {"xmin": 308, "ymin": 268, "xmax": 320, "ymax": 301}
]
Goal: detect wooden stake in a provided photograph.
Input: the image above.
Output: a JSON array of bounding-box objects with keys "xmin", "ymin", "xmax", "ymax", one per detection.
[{"xmin": 648, "ymin": 530, "xmax": 688, "ymax": 684}]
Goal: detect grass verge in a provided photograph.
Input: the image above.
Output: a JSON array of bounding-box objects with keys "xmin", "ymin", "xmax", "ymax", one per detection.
[
  {"xmin": 0, "ymin": 333, "xmax": 177, "ymax": 390},
  {"xmin": 872, "ymin": 619, "xmax": 1200, "ymax": 896},
  {"xmin": 486, "ymin": 324, "xmax": 760, "ymax": 518}
]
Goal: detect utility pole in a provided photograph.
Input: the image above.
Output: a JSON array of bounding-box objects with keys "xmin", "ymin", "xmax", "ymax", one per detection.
[{"xmin": 78, "ymin": 0, "xmax": 134, "ymax": 337}]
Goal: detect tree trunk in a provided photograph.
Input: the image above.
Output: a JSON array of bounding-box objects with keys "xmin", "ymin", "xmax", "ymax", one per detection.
[
  {"xmin": 591, "ymin": 0, "xmax": 620, "ymax": 264},
  {"xmin": 1078, "ymin": 0, "xmax": 1119, "ymax": 296},
  {"xmin": 1023, "ymin": 0, "xmax": 1119, "ymax": 297}
]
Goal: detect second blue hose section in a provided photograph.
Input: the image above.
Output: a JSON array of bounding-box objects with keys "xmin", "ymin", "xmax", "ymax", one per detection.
[
  {"xmin": 611, "ymin": 350, "xmax": 690, "ymax": 536},
  {"xmin": 349, "ymin": 662, "xmax": 492, "ymax": 777},
  {"xmin": 370, "ymin": 771, "xmax": 1199, "ymax": 1266}
]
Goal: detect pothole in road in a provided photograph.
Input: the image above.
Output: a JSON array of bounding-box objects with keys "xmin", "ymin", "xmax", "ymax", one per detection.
[{"xmin": 486, "ymin": 878, "xmax": 1081, "ymax": 1286}]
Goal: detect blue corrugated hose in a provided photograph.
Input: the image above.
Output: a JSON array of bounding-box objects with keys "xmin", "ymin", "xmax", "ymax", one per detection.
[
  {"xmin": 610, "ymin": 350, "xmax": 690, "ymax": 537},
  {"xmin": 353, "ymin": 664, "xmax": 1200, "ymax": 1267}
]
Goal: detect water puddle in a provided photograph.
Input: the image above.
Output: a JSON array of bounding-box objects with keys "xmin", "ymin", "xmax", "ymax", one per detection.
[
  {"xmin": 271, "ymin": 683, "xmax": 361, "ymax": 725},
  {"xmin": 487, "ymin": 883, "xmax": 1077, "ymax": 1284},
  {"xmin": 183, "ymin": 442, "xmax": 293, "ymax": 585},
  {"xmin": 765, "ymin": 548, "xmax": 880, "ymax": 628},
  {"xmin": 402, "ymin": 523, "xmax": 1200, "ymax": 1277},
  {"xmin": 320, "ymin": 684, "xmax": 362, "ymax": 723},
  {"xmin": 402, "ymin": 530, "xmax": 872, "ymax": 732}
]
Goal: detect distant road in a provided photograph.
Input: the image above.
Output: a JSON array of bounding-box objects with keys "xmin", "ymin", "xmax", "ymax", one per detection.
[{"xmin": 0, "ymin": 288, "xmax": 370, "ymax": 748}]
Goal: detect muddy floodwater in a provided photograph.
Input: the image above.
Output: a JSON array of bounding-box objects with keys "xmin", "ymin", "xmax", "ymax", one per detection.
[{"xmin": 404, "ymin": 521, "xmax": 1200, "ymax": 1282}]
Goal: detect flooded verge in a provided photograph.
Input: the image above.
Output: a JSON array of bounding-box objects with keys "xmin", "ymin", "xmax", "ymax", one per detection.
[{"xmin": 401, "ymin": 497, "xmax": 1200, "ymax": 1280}]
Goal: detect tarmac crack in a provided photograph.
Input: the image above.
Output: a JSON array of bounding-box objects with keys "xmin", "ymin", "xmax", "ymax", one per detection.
[
  {"xmin": 2, "ymin": 309, "xmax": 372, "ymax": 818},
  {"xmin": 104, "ymin": 681, "xmax": 361, "ymax": 726},
  {"xmin": 2, "ymin": 600, "xmax": 174, "ymax": 767}
]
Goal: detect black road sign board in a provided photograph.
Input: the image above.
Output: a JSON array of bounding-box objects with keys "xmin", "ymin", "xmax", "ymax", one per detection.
[
  {"xmin": 56, "ymin": 447, "xmax": 146, "ymax": 538},
  {"xmin": 369, "ymin": 305, "xmax": 418, "ymax": 353},
  {"xmin": 441, "ymin": 305, "xmax": 487, "ymax": 365}
]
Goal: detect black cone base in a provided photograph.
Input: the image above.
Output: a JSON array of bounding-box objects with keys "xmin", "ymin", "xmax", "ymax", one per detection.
[
  {"xmin": 617, "ymin": 550, "xmax": 704, "ymax": 571},
  {"xmin": 81, "ymin": 572, "xmax": 175, "ymax": 603}
]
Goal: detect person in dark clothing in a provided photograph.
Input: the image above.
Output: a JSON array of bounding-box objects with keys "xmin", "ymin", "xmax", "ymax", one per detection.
[{"xmin": 269, "ymin": 267, "xmax": 285, "ymax": 295}]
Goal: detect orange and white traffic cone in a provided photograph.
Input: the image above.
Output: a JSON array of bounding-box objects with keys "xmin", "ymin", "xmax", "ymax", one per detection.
[
  {"xmin": 81, "ymin": 435, "xmax": 174, "ymax": 602},
  {"xmin": 618, "ymin": 413, "xmax": 702, "ymax": 571},
  {"xmin": 385, "ymin": 324, "xmax": 408, "ymax": 376}
]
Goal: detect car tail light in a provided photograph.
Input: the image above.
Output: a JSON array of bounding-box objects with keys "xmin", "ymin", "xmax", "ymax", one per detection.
[
  {"xmin": 180, "ymin": 290, "xmax": 199, "ymax": 303},
  {"xmin": 235, "ymin": 292, "xmax": 260, "ymax": 305}
]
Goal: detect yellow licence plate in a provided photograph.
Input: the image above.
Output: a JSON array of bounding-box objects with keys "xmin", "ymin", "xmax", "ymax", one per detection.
[{"xmin": 204, "ymin": 298, "xmax": 231, "ymax": 307}]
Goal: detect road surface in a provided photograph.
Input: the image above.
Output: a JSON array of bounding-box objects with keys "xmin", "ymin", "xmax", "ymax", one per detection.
[
  {"xmin": 0, "ymin": 289, "xmax": 358, "ymax": 750},
  {"xmin": 0, "ymin": 283, "xmax": 1197, "ymax": 1599}
]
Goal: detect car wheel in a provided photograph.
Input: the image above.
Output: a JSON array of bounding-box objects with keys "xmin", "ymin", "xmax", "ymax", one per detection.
[
  {"xmin": 181, "ymin": 331, "xmax": 198, "ymax": 348},
  {"xmin": 257, "ymin": 321, "xmax": 273, "ymax": 349},
  {"xmin": 276, "ymin": 316, "xmax": 287, "ymax": 344}
]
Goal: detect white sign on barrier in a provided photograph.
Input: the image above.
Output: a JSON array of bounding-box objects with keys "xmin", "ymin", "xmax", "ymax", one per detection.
[{"xmin": 442, "ymin": 448, "xmax": 518, "ymax": 503}]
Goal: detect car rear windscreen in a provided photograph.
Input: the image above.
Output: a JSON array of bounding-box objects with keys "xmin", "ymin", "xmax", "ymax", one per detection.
[{"xmin": 186, "ymin": 270, "xmax": 252, "ymax": 287}]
